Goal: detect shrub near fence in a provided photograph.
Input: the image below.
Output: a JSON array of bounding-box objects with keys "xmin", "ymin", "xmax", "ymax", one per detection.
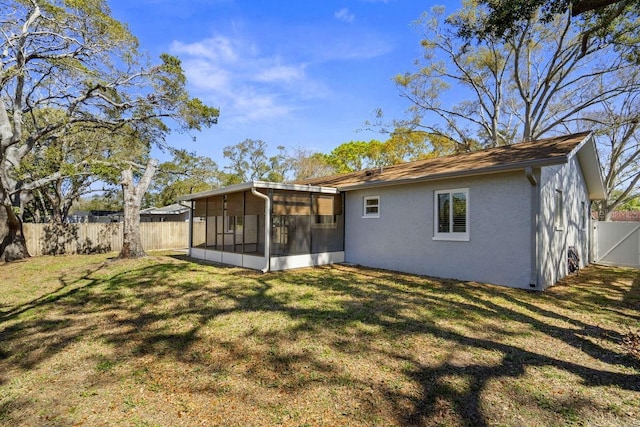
[{"xmin": 23, "ymin": 222, "xmax": 189, "ymax": 256}]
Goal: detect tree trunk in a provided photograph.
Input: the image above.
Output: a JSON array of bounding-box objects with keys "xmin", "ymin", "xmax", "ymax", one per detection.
[
  {"xmin": 118, "ymin": 159, "xmax": 158, "ymax": 259},
  {"xmin": 120, "ymin": 195, "xmax": 145, "ymax": 258},
  {"xmin": 0, "ymin": 203, "xmax": 30, "ymax": 262}
]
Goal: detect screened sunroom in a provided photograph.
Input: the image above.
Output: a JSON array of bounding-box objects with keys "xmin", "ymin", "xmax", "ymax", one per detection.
[{"xmin": 178, "ymin": 181, "xmax": 344, "ymax": 271}]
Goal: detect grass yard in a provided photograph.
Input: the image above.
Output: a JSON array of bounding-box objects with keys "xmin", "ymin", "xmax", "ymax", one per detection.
[{"xmin": 0, "ymin": 252, "xmax": 638, "ymax": 426}]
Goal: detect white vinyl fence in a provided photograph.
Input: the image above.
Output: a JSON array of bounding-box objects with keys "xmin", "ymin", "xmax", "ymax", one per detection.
[
  {"xmin": 23, "ymin": 222, "xmax": 189, "ymax": 256},
  {"xmin": 593, "ymin": 221, "xmax": 640, "ymax": 269}
]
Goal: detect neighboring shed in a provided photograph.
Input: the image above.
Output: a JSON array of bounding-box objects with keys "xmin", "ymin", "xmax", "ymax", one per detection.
[
  {"xmin": 180, "ymin": 132, "xmax": 606, "ymax": 290},
  {"xmin": 68, "ymin": 210, "xmax": 123, "ymax": 223},
  {"xmin": 140, "ymin": 203, "xmax": 191, "ymax": 222}
]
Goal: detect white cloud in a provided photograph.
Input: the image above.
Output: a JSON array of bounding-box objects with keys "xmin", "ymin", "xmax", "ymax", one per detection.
[
  {"xmin": 254, "ymin": 64, "xmax": 306, "ymax": 83},
  {"xmin": 170, "ymin": 36, "xmax": 237, "ymax": 62},
  {"xmin": 232, "ymin": 89, "xmax": 296, "ymax": 122},
  {"xmin": 169, "ymin": 23, "xmax": 393, "ymax": 125},
  {"xmin": 334, "ymin": 8, "xmax": 355, "ymax": 23},
  {"xmin": 170, "ymin": 35, "xmax": 323, "ymax": 124},
  {"xmin": 179, "ymin": 58, "xmax": 232, "ymax": 90}
]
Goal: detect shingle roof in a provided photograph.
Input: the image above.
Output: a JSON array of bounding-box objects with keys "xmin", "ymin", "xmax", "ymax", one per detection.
[{"xmin": 299, "ymin": 132, "xmax": 592, "ymax": 190}]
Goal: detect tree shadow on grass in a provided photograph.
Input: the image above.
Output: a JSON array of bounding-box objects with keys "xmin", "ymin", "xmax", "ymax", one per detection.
[
  {"xmin": 625, "ymin": 273, "xmax": 640, "ymax": 309},
  {"xmin": 0, "ymin": 257, "xmax": 638, "ymax": 425},
  {"xmin": 380, "ymin": 267, "xmax": 640, "ymax": 425},
  {"xmin": 0, "ymin": 262, "xmax": 110, "ymax": 323}
]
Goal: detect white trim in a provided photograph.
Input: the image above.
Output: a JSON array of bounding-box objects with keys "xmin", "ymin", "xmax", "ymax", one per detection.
[
  {"xmin": 242, "ymin": 254, "xmax": 268, "ymax": 270},
  {"xmin": 574, "ymin": 134, "xmax": 606, "ymax": 200},
  {"xmin": 433, "ymin": 188, "xmax": 469, "ymax": 241},
  {"xmin": 363, "ymin": 195, "xmax": 380, "ymax": 218},
  {"xmin": 189, "ymin": 248, "xmax": 268, "ymax": 270},
  {"xmin": 251, "ymin": 187, "xmax": 271, "ymax": 273},
  {"xmin": 270, "ymin": 252, "xmax": 345, "ymax": 271},
  {"xmin": 433, "ymin": 235, "xmax": 470, "ymax": 242},
  {"xmin": 190, "ymin": 247, "xmax": 206, "ymax": 259},
  {"xmin": 188, "ymin": 250, "xmax": 345, "ymax": 271},
  {"xmin": 221, "ymin": 251, "xmax": 243, "ymax": 266},
  {"xmin": 205, "ymin": 249, "xmax": 223, "ymax": 263}
]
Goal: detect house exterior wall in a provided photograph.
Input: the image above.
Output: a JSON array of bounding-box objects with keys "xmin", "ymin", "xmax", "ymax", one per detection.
[
  {"xmin": 344, "ymin": 171, "xmax": 535, "ymax": 288},
  {"xmin": 538, "ymin": 155, "xmax": 590, "ymax": 288}
]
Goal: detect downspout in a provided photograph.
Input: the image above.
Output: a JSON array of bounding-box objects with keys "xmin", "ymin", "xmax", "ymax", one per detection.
[
  {"xmin": 251, "ymin": 188, "xmax": 271, "ymax": 273},
  {"xmin": 588, "ymin": 200, "xmax": 594, "ymax": 263},
  {"xmin": 185, "ymin": 200, "xmax": 193, "ymax": 255},
  {"xmin": 525, "ymin": 167, "xmax": 539, "ymax": 289}
]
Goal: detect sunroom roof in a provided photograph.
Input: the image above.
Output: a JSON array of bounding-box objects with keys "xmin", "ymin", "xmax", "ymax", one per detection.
[{"xmin": 177, "ymin": 180, "xmax": 340, "ymax": 202}]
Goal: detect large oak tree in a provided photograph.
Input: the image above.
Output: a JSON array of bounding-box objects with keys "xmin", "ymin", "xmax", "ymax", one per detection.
[
  {"xmin": 459, "ymin": 0, "xmax": 640, "ymax": 59},
  {"xmin": 397, "ymin": 4, "xmax": 639, "ymax": 147},
  {"xmin": 0, "ymin": 0, "xmax": 218, "ymax": 261},
  {"xmin": 394, "ymin": 2, "xmax": 640, "ymax": 217}
]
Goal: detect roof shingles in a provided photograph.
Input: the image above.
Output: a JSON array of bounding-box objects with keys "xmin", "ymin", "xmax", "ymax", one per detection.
[{"xmin": 299, "ymin": 132, "xmax": 591, "ymax": 189}]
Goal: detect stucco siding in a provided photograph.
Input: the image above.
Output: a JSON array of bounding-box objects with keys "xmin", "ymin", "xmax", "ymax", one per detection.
[
  {"xmin": 538, "ymin": 155, "xmax": 590, "ymax": 288},
  {"xmin": 344, "ymin": 172, "xmax": 534, "ymax": 288}
]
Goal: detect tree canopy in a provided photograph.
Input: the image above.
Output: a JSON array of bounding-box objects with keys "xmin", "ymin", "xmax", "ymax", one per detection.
[
  {"xmin": 396, "ymin": 3, "xmax": 639, "ymax": 146},
  {"xmin": 220, "ymin": 139, "xmax": 289, "ymax": 185},
  {"xmin": 394, "ymin": 1, "xmax": 640, "ymax": 218},
  {"xmin": 459, "ymin": 0, "xmax": 640, "ymax": 60},
  {"xmin": 146, "ymin": 149, "xmax": 220, "ymax": 208},
  {"xmin": 0, "ymin": 0, "xmax": 218, "ymax": 261}
]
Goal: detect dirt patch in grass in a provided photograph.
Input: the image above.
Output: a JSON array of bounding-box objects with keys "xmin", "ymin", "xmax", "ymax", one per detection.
[{"xmin": 1, "ymin": 254, "xmax": 639, "ymax": 426}]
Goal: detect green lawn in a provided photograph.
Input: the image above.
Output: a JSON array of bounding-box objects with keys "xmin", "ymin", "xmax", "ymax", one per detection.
[{"xmin": 1, "ymin": 252, "xmax": 638, "ymax": 426}]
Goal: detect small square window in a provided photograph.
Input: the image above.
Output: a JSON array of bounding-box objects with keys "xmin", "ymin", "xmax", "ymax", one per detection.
[{"xmin": 363, "ymin": 196, "xmax": 380, "ymax": 218}]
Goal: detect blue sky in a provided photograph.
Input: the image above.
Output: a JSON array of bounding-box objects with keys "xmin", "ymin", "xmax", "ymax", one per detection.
[{"xmin": 108, "ymin": 0, "xmax": 460, "ymax": 163}]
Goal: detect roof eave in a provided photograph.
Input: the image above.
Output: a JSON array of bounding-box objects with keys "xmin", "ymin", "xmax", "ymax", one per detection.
[
  {"xmin": 177, "ymin": 180, "xmax": 340, "ymax": 201},
  {"xmin": 573, "ymin": 134, "xmax": 607, "ymax": 200}
]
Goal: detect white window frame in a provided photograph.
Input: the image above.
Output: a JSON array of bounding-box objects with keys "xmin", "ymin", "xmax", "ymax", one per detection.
[
  {"xmin": 433, "ymin": 188, "xmax": 469, "ymax": 241},
  {"xmin": 555, "ymin": 190, "xmax": 564, "ymax": 230},
  {"xmin": 363, "ymin": 196, "xmax": 380, "ymax": 218}
]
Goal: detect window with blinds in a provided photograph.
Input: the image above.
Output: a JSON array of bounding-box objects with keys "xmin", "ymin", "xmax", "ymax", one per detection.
[{"xmin": 434, "ymin": 188, "xmax": 469, "ymax": 241}]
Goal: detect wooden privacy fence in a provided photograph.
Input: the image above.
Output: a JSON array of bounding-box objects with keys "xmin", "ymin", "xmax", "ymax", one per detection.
[{"xmin": 23, "ymin": 222, "xmax": 189, "ymax": 256}]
